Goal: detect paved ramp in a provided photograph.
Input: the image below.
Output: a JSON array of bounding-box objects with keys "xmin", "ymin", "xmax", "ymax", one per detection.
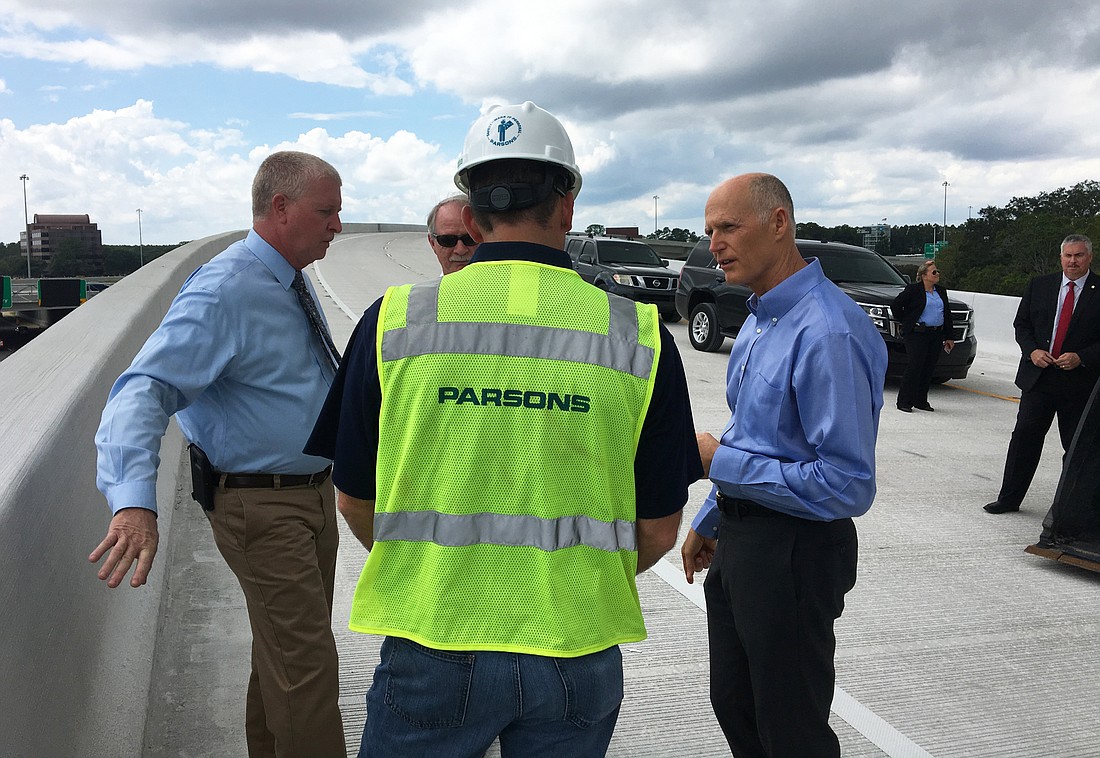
[{"xmin": 144, "ymin": 232, "xmax": 1100, "ymax": 756}]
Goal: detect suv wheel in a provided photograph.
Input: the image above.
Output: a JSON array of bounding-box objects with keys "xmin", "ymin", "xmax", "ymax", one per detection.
[{"xmin": 689, "ymin": 302, "xmax": 724, "ymax": 351}]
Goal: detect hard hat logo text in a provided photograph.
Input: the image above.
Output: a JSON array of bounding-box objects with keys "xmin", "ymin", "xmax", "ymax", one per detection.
[{"xmin": 486, "ymin": 115, "xmax": 522, "ymax": 146}]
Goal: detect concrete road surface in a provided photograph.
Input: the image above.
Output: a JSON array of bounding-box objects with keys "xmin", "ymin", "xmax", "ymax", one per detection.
[{"xmin": 144, "ymin": 231, "xmax": 1100, "ymax": 757}]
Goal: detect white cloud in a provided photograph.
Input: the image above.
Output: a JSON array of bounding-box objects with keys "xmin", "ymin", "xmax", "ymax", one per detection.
[
  {"xmin": 4, "ymin": 0, "xmax": 1100, "ymax": 241},
  {"xmin": 0, "ymin": 100, "xmax": 456, "ymax": 243},
  {"xmin": 0, "ymin": 26, "xmax": 414, "ymax": 92},
  {"xmin": 289, "ymin": 110, "xmax": 388, "ymax": 122}
]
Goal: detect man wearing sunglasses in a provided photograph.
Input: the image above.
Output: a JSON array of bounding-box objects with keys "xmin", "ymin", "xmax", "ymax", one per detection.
[{"xmin": 427, "ymin": 194, "xmax": 478, "ymax": 274}]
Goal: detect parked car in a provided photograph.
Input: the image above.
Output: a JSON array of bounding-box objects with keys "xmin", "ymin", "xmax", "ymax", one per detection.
[
  {"xmin": 674, "ymin": 238, "xmax": 977, "ymax": 381},
  {"xmin": 564, "ymin": 235, "xmax": 681, "ymax": 322}
]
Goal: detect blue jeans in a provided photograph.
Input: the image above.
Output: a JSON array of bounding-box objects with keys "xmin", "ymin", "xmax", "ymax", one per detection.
[{"xmin": 359, "ymin": 637, "xmax": 624, "ymax": 757}]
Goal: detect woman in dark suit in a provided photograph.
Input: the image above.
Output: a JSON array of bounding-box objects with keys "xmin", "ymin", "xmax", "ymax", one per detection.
[{"xmin": 892, "ymin": 260, "xmax": 955, "ymax": 412}]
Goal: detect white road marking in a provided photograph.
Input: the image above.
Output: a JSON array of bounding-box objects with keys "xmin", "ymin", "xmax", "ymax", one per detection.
[{"xmin": 648, "ymin": 558, "xmax": 933, "ymax": 757}]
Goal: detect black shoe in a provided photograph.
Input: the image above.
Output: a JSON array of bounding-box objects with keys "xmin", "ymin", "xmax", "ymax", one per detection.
[
  {"xmin": 915, "ymin": 402, "xmax": 934, "ymax": 412},
  {"xmin": 983, "ymin": 501, "xmax": 1020, "ymax": 514},
  {"xmin": 897, "ymin": 404, "xmax": 913, "ymax": 413}
]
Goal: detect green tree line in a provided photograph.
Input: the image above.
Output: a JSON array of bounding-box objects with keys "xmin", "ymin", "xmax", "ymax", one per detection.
[
  {"xmin": 0, "ymin": 241, "xmax": 184, "ymax": 278},
  {"xmin": 935, "ymin": 181, "xmax": 1100, "ymax": 296}
]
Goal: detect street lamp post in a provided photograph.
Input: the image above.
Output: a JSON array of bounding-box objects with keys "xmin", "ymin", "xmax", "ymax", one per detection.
[
  {"xmin": 20, "ymin": 174, "xmax": 30, "ymax": 279},
  {"xmin": 136, "ymin": 208, "xmax": 144, "ymax": 267},
  {"xmin": 942, "ymin": 181, "xmax": 949, "ymax": 243},
  {"xmin": 653, "ymin": 195, "xmax": 659, "ymax": 235}
]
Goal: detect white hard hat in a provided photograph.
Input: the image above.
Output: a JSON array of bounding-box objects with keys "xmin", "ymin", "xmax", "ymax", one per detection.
[{"xmin": 455, "ymin": 101, "xmax": 582, "ymax": 198}]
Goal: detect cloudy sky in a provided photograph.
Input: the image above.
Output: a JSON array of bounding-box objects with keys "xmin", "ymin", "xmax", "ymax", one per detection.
[{"xmin": 2, "ymin": 0, "xmax": 1099, "ymax": 245}]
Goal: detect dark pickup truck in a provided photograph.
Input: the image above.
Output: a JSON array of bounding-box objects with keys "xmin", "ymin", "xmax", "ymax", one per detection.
[
  {"xmin": 674, "ymin": 238, "xmax": 977, "ymax": 381},
  {"xmin": 565, "ymin": 235, "xmax": 681, "ymax": 322}
]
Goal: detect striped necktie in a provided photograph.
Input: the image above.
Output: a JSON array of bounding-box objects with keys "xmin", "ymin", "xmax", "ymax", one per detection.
[{"xmin": 291, "ymin": 270, "xmax": 341, "ymax": 370}]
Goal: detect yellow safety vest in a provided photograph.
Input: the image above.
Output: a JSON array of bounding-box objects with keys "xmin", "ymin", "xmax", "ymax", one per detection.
[{"xmin": 348, "ymin": 259, "xmax": 661, "ymax": 656}]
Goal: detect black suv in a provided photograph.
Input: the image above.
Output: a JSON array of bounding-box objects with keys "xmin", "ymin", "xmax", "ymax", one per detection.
[
  {"xmin": 674, "ymin": 238, "xmax": 977, "ymax": 381},
  {"xmin": 565, "ymin": 236, "xmax": 681, "ymax": 322}
]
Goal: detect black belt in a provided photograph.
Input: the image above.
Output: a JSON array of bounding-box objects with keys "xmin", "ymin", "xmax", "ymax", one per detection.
[
  {"xmin": 911, "ymin": 323, "xmax": 942, "ymax": 333},
  {"xmin": 219, "ymin": 466, "xmax": 332, "ymax": 489},
  {"xmin": 716, "ymin": 492, "xmax": 782, "ymax": 518}
]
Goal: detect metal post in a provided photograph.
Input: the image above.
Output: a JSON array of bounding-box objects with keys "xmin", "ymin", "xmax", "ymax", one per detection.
[
  {"xmin": 653, "ymin": 195, "xmax": 659, "ymax": 234},
  {"xmin": 942, "ymin": 181, "xmax": 949, "ymax": 242},
  {"xmin": 20, "ymin": 174, "xmax": 30, "ymax": 279},
  {"xmin": 136, "ymin": 208, "xmax": 144, "ymax": 267}
]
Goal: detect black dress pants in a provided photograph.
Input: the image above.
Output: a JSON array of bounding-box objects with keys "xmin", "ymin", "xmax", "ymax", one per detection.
[
  {"xmin": 897, "ymin": 328, "xmax": 942, "ymax": 408},
  {"xmin": 997, "ymin": 369, "xmax": 1092, "ymax": 508},
  {"xmin": 703, "ymin": 504, "xmax": 857, "ymax": 758}
]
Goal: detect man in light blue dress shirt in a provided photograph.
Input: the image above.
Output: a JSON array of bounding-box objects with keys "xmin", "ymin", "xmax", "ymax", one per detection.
[
  {"xmin": 90, "ymin": 151, "xmax": 347, "ymax": 757},
  {"xmin": 681, "ymin": 173, "xmax": 887, "ymax": 757}
]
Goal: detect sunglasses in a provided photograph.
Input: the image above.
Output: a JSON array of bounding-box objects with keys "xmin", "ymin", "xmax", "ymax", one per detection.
[{"xmin": 432, "ymin": 233, "xmax": 476, "ymax": 248}]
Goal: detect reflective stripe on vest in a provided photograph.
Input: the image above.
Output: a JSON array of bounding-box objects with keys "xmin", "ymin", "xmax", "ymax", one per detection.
[
  {"xmin": 374, "ymin": 510, "xmax": 637, "ymax": 552},
  {"xmin": 381, "ymin": 279, "xmax": 654, "ymax": 379}
]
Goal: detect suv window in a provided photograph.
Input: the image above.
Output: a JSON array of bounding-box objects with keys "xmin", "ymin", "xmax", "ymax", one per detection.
[
  {"xmin": 685, "ymin": 239, "xmax": 904, "ymax": 286},
  {"xmin": 808, "ymin": 245, "xmax": 906, "ymax": 286},
  {"xmin": 591, "ymin": 240, "xmax": 664, "ymax": 266}
]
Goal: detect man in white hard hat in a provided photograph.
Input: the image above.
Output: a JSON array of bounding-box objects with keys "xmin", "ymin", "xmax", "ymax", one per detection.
[{"xmin": 309, "ymin": 101, "xmax": 702, "ymax": 756}]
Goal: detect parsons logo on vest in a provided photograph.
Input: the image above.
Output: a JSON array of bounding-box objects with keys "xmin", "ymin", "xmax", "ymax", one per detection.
[{"xmin": 438, "ymin": 387, "xmax": 591, "ymax": 413}]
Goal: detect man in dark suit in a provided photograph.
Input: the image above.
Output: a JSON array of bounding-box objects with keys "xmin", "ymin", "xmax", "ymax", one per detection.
[{"xmin": 985, "ymin": 234, "xmax": 1100, "ymax": 513}]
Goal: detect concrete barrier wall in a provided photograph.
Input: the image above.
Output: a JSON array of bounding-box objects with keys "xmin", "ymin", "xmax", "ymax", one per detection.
[
  {"xmin": 951, "ymin": 290, "xmax": 1024, "ymax": 364},
  {"xmin": 0, "ymin": 227, "xmax": 1023, "ymax": 755},
  {"xmin": 0, "ymin": 222, "xmax": 424, "ymax": 756},
  {"xmin": 0, "ymin": 229, "xmax": 247, "ymax": 756}
]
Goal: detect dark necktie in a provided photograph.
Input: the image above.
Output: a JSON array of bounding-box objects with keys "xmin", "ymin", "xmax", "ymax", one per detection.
[
  {"xmin": 292, "ymin": 270, "xmax": 341, "ymax": 370},
  {"xmin": 1051, "ymin": 280, "xmax": 1075, "ymax": 358}
]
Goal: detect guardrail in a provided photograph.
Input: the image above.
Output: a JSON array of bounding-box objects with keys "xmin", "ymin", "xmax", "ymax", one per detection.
[{"xmin": 8, "ymin": 280, "xmax": 38, "ymax": 304}]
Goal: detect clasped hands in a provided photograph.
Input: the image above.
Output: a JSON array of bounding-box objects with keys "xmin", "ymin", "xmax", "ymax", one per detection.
[{"xmin": 1031, "ymin": 348, "xmax": 1080, "ymax": 371}]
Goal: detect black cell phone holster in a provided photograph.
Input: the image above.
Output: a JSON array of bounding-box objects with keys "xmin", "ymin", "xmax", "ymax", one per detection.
[{"xmin": 188, "ymin": 443, "xmax": 217, "ymax": 512}]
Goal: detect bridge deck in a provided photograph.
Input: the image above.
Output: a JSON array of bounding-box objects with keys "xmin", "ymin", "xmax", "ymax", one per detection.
[{"xmin": 142, "ymin": 233, "xmax": 1100, "ymax": 757}]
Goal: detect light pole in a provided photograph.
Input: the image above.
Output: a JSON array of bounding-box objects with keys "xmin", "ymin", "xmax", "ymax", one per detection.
[
  {"xmin": 653, "ymin": 195, "xmax": 659, "ymax": 235},
  {"xmin": 20, "ymin": 174, "xmax": 30, "ymax": 278},
  {"xmin": 136, "ymin": 208, "xmax": 144, "ymax": 267},
  {"xmin": 942, "ymin": 181, "xmax": 949, "ymax": 243}
]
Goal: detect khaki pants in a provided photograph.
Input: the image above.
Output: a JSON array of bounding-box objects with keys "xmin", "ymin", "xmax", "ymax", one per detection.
[{"xmin": 206, "ymin": 480, "xmax": 345, "ymax": 758}]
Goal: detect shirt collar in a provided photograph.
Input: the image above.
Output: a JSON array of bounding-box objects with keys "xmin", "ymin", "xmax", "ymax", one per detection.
[
  {"xmin": 470, "ymin": 241, "xmax": 573, "ymax": 269},
  {"xmin": 245, "ymin": 228, "xmax": 298, "ymax": 289},
  {"xmin": 1061, "ymin": 272, "xmax": 1088, "ymax": 288},
  {"xmin": 747, "ymin": 258, "xmax": 826, "ymax": 320}
]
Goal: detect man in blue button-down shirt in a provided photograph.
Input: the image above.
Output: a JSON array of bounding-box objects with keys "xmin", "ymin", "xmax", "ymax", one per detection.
[
  {"xmin": 681, "ymin": 173, "xmax": 886, "ymax": 758},
  {"xmin": 90, "ymin": 151, "xmax": 347, "ymax": 757}
]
